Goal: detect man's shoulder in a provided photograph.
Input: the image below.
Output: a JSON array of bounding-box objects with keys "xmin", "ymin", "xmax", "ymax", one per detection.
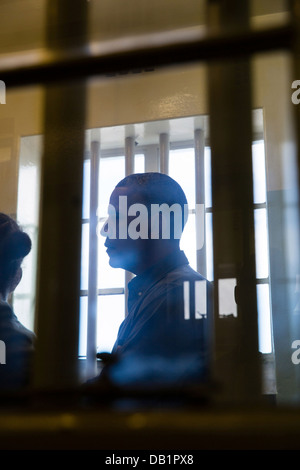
[
  {"xmin": 0, "ymin": 301, "xmax": 35, "ymax": 347},
  {"xmin": 165, "ymin": 263, "xmax": 209, "ymax": 285},
  {"xmin": 148, "ymin": 263, "xmax": 212, "ymax": 303}
]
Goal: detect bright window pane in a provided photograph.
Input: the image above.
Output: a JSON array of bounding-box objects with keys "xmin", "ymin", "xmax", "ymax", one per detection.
[
  {"xmin": 169, "ymin": 148, "xmax": 195, "ymax": 209},
  {"xmin": 205, "ymin": 147, "xmax": 212, "ymax": 208},
  {"xmin": 81, "ymin": 218, "xmax": 125, "ymax": 291},
  {"xmin": 97, "ymin": 294, "xmax": 125, "ymax": 353},
  {"xmin": 252, "ymin": 141, "xmax": 267, "ymax": 204},
  {"xmin": 254, "ymin": 208, "xmax": 270, "ymax": 279},
  {"xmin": 98, "ymin": 156, "xmax": 125, "ymax": 217},
  {"xmin": 82, "ymin": 159, "xmax": 90, "ymax": 219},
  {"xmin": 205, "ymin": 212, "xmax": 214, "ymax": 282},
  {"xmin": 180, "ymin": 213, "xmax": 197, "ymax": 271},
  {"xmin": 79, "ymin": 294, "xmax": 125, "ymax": 355},
  {"xmin": 82, "ymin": 155, "xmax": 126, "ymax": 290},
  {"xmin": 78, "ymin": 296, "xmax": 88, "ymax": 357},
  {"xmin": 17, "ymin": 164, "xmax": 40, "ymax": 225},
  {"xmin": 135, "ymin": 153, "xmax": 145, "ymax": 173},
  {"xmin": 15, "ymin": 137, "xmax": 41, "ymax": 331},
  {"xmin": 218, "ymin": 278, "xmax": 237, "ymax": 317},
  {"xmin": 80, "ymin": 222, "xmax": 89, "ymax": 290},
  {"xmin": 98, "ymin": 239, "xmax": 125, "ymax": 289},
  {"xmin": 257, "ymin": 284, "xmax": 272, "ymax": 353},
  {"xmin": 13, "ymin": 297, "xmax": 35, "ymax": 333}
]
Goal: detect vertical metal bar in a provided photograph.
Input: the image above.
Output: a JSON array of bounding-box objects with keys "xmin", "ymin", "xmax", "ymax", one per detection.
[
  {"xmin": 159, "ymin": 133, "xmax": 169, "ymax": 174},
  {"xmin": 125, "ymin": 136, "xmax": 135, "ymax": 315},
  {"xmin": 195, "ymin": 128, "xmax": 207, "ymax": 277},
  {"xmin": 86, "ymin": 131, "xmax": 100, "ymax": 377},
  {"xmin": 125, "ymin": 136, "xmax": 135, "ymax": 175},
  {"xmin": 207, "ymin": 0, "xmax": 261, "ymax": 402},
  {"xmin": 33, "ymin": 0, "xmax": 88, "ymax": 390}
]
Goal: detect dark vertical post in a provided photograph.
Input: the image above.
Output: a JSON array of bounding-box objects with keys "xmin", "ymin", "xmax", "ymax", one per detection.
[
  {"xmin": 33, "ymin": 0, "xmax": 88, "ymax": 390},
  {"xmin": 207, "ymin": 0, "xmax": 261, "ymax": 402}
]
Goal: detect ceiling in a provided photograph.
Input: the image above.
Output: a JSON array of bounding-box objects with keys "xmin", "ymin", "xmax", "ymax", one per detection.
[
  {"xmin": 21, "ymin": 109, "xmax": 263, "ymax": 162},
  {"xmin": 0, "ymin": 1, "xmax": 281, "ymax": 149},
  {"xmin": 83, "ymin": 110, "xmax": 263, "ymax": 151},
  {"xmin": 0, "ymin": 0, "xmax": 289, "ymax": 54}
]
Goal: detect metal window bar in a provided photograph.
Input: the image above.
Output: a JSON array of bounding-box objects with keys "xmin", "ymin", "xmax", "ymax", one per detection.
[
  {"xmin": 195, "ymin": 128, "xmax": 207, "ymax": 277},
  {"xmin": 86, "ymin": 131, "xmax": 100, "ymax": 377},
  {"xmin": 2, "ymin": 24, "xmax": 294, "ymax": 89},
  {"xmin": 159, "ymin": 133, "xmax": 169, "ymax": 175},
  {"xmin": 33, "ymin": 0, "xmax": 88, "ymax": 390},
  {"xmin": 125, "ymin": 136, "xmax": 135, "ymax": 315},
  {"xmin": 207, "ymin": 0, "xmax": 261, "ymax": 403},
  {"xmin": 80, "ymin": 135, "xmax": 271, "ymax": 363}
]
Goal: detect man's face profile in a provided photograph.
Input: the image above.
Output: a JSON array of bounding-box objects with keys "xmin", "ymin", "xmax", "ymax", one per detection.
[
  {"xmin": 100, "ymin": 176, "xmax": 189, "ymax": 273},
  {"xmin": 101, "ymin": 186, "xmax": 147, "ymax": 272}
]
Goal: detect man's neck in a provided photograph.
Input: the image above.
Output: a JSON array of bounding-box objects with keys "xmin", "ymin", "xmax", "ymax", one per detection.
[{"xmin": 133, "ymin": 243, "xmax": 180, "ymax": 276}]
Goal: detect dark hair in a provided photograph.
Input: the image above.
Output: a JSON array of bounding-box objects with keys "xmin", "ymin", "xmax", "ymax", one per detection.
[
  {"xmin": 116, "ymin": 171, "xmax": 188, "ymax": 209},
  {"xmin": 115, "ymin": 172, "xmax": 189, "ymax": 237},
  {"xmin": 0, "ymin": 214, "xmax": 31, "ymax": 295}
]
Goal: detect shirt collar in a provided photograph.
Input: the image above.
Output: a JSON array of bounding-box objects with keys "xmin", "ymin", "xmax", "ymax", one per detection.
[{"xmin": 128, "ymin": 249, "xmax": 189, "ymax": 297}]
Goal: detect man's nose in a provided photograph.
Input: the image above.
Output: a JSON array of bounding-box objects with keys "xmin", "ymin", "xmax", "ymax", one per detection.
[{"xmin": 100, "ymin": 219, "xmax": 108, "ymax": 238}]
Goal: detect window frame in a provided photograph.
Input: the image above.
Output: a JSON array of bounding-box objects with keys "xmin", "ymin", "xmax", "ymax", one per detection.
[{"xmin": 79, "ymin": 133, "xmax": 272, "ymax": 356}]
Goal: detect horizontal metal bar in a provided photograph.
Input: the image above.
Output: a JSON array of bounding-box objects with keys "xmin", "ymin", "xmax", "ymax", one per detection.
[
  {"xmin": 1, "ymin": 24, "xmax": 293, "ymax": 88},
  {"xmin": 80, "ymin": 288, "xmax": 124, "ymax": 296},
  {"xmin": 256, "ymin": 278, "xmax": 269, "ymax": 284}
]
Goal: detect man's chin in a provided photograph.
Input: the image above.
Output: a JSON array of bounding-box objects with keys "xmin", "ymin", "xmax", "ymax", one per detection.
[
  {"xmin": 107, "ymin": 252, "xmax": 125, "ymax": 269},
  {"xmin": 107, "ymin": 252, "xmax": 133, "ymax": 271},
  {"xmin": 108, "ymin": 255, "xmax": 121, "ymax": 269}
]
